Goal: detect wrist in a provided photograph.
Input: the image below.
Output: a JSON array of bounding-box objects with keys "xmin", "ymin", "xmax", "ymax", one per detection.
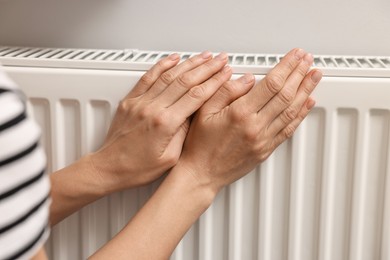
[
  {"xmin": 169, "ymin": 161, "xmax": 220, "ymax": 207},
  {"xmin": 84, "ymin": 152, "xmax": 119, "ymax": 196},
  {"xmin": 64, "ymin": 155, "xmax": 108, "ymax": 197}
]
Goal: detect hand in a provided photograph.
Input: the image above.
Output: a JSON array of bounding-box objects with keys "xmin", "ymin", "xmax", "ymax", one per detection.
[
  {"xmin": 177, "ymin": 48, "xmax": 323, "ymax": 192},
  {"xmin": 89, "ymin": 51, "xmax": 232, "ymax": 192}
]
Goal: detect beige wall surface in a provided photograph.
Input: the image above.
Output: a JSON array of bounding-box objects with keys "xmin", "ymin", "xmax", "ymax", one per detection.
[{"xmin": 0, "ymin": 0, "xmax": 389, "ymax": 55}]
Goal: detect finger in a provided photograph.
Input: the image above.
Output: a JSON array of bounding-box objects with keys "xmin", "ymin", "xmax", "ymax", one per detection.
[
  {"xmin": 142, "ymin": 51, "xmax": 213, "ymax": 99},
  {"xmin": 257, "ymin": 53, "xmax": 313, "ymax": 121},
  {"xmin": 272, "ymin": 97, "xmax": 316, "ymax": 148},
  {"xmin": 236, "ymin": 48, "xmax": 306, "ymax": 114},
  {"xmin": 167, "ymin": 65, "xmax": 232, "ymax": 125},
  {"xmin": 126, "ymin": 53, "xmax": 181, "ymax": 98},
  {"xmin": 257, "ymin": 53, "xmax": 314, "ymax": 120},
  {"xmin": 267, "ymin": 69, "xmax": 322, "ymax": 134},
  {"xmin": 157, "ymin": 52, "xmax": 229, "ymax": 107},
  {"xmin": 163, "ymin": 119, "xmax": 190, "ymax": 161},
  {"xmin": 200, "ymin": 73, "xmax": 255, "ymax": 115}
]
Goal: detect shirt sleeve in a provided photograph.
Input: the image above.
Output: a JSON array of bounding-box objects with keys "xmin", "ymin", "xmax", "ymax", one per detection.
[{"xmin": 0, "ymin": 67, "xmax": 51, "ymax": 260}]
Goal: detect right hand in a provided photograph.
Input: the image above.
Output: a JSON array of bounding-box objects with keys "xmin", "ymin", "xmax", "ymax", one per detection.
[
  {"xmin": 177, "ymin": 48, "xmax": 323, "ymax": 192},
  {"xmin": 89, "ymin": 51, "xmax": 232, "ymax": 192}
]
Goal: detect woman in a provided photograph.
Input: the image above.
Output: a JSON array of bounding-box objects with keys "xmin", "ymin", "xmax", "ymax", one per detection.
[{"xmin": 0, "ymin": 48, "xmax": 321, "ymax": 259}]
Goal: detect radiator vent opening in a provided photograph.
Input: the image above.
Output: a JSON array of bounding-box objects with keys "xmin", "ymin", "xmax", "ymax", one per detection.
[
  {"xmin": 30, "ymin": 49, "xmax": 53, "ymax": 58},
  {"xmin": 257, "ymin": 56, "xmax": 266, "ymax": 65},
  {"xmin": 1, "ymin": 46, "xmax": 390, "ymax": 77},
  {"xmin": 347, "ymin": 58, "xmax": 361, "ymax": 68},
  {"xmin": 335, "ymin": 58, "xmax": 348, "ymax": 68},
  {"xmin": 268, "ymin": 56, "xmax": 278, "ymax": 66},
  {"xmin": 381, "ymin": 59, "xmax": 390, "ymax": 67},
  {"xmin": 246, "ymin": 56, "xmax": 255, "ymax": 65}
]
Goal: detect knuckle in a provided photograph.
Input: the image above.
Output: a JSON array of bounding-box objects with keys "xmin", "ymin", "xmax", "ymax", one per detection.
[
  {"xmin": 223, "ymin": 80, "xmax": 234, "ymax": 90},
  {"xmin": 285, "ymin": 58, "xmax": 296, "ymax": 72},
  {"xmin": 297, "ymin": 110, "xmax": 308, "ymax": 123},
  {"xmin": 244, "ymin": 127, "xmax": 258, "ymax": 143},
  {"xmin": 203, "ymin": 60, "xmax": 215, "ymax": 70},
  {"xmin": 204, "ymin": 59, "xmax": 224, "ymax": 75},
  {"xmin": 188, "ymin": 85, "xmax": 205, "ymax": 100},
  {"xmin": 302, "ymin": 78, "xmax": 315, "ymax": 95},
  {"xmin": 118, "ymin": 100, "xmax": 130, "ymax": 114},
  {"xmin": 164, "ymin": 151, "xmax": 180, "ymax": 167},
  {"xmin": 252, "ymin": 141, "xmax": 264, "ymax": 154},
  {"xmin": 151, "ymin": 111, "xmax": 169, "ymax": 127},
  {"xmin": 154, "ymin": 59, "xmax": 165, "ymax": 70},
  {"xmin": 297, "ymin": 64, "xmax": 308, "ymax": 78},
  {"xmin": 284, "ymin": 124, "xmax": 296, "ymax": 139},
  {"xmin": 265, "ymin": 74, "xmax": 284, "ymax": 95},
  {"xmin": 176, "ymin": 73, "xmax": 193, "ymax": 87},
  {"xmin": 138, "ymin": 106, "xmax": 153, "ymax": 120},
  {"xmin": 302, "ymin": 84, "xmax": 313, "ymax": 96},
  {"xmin": 283, "ymin": 107, "xmax": 298, "ymax": 123},
  {"xmin": 219, "ymin": 81, "xmax": 235, "ymax": 97},
  {"xmin": 186, "ymin": 56, "xmax": 197, "ymax": 66},
  {"xmin": 258, "ymin": 151, "xmax": 271, "ymax": 163},
  {"xmin": 208, "ymin": 74, "xmax": 223, "ymax": 86},
  {"xmin": 167, "ymin": 154, "xmax": 179, "ymax": 167},
  {"xmin": 279, "ymin": 89, "xmax": 295, "ymax": 105},
  {"xmin": 160, "ymin": 71, "xmax": 176, "ymax": 85},
  {"xmin": 140, "ymin": 73, "xmax": 154, "ymax": 86},
  {"xmin": 230, "ymin": 107, "xmax": 246, "ymax": 122}
]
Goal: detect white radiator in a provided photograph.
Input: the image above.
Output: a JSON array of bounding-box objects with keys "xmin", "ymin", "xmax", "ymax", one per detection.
[{"xmin": 1, "ymin": 46, "xmax": 390, "ymax": 260}]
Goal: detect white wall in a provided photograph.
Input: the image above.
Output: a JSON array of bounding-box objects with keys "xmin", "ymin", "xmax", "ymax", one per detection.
[{"xmin": 1, "ymin": 0, "xmax": 389, "ymax": 56}]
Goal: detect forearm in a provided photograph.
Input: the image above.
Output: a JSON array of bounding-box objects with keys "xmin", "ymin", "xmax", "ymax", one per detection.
[
  {"xmin": 90, "ymin": 163, "xmax": 217, "ymax": 260},
  {"xmin": 49, "ymin": 52, "xmax": 229, "ymax": 227},
  {"xmin": 49, "ymin": 154, "xmax": 106, "ymax": 226}
]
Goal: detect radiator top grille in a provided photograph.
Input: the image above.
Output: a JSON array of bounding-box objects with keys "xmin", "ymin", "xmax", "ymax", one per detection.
[{"xmin": 1, "ymin": 46, "xmax": 390, "ymax": 77}]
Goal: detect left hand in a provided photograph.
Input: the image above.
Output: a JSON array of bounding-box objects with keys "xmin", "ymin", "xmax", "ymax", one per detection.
[{"xmin": 88, "ymin": 52, "xmax": 232, "ymax": 193}]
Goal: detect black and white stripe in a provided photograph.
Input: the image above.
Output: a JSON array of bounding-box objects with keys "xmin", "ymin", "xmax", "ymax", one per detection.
[
  {"xmin": 0, "ymin": 70, "xmax": 50, "ymax": 260},
  {"xmin": 4, "ymin": 223, "xmax": 50, "ymax": 260},
  {"xmin": 0, "ymin": 110, "xmax": 27, "ymax": 133}
]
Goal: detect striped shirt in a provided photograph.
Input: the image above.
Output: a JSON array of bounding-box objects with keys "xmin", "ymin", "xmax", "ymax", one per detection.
[{"xmin": 0, "ymin": 68, "xmax": 50, "ymax": 260}]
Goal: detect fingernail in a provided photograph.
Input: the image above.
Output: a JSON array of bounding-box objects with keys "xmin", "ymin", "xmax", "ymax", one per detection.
[
  {"xmin": 201, "ymin": 51, "xmax": 212, "ymax": 59},
  {"xmin": 311, "ymin": 70, "xmax": 323, "ymax": 83},
  {"xmin": 216, "ymin": 52, "xmax": 228, "ymax": 61},
  {"xmin": 295, "ymin": 48, "xmax": 305, "ymax": 60},
  {"xmin": 222, "ymin": 66, "xmax": 232, "ymax": 74},
  {"xmin": 306, "ymin": 98, "xmax": 316, "ymax": 109},
  {"xmin": 169, "ymin": 53, "xmax": 180, "ymax": 60},
  {"xmin": 304, "ymin": 53, "xmax": 314, "ymax": 65},
  {"xmin": 243, "ymin": 73, "xmax": 254, "ymax": 84}
]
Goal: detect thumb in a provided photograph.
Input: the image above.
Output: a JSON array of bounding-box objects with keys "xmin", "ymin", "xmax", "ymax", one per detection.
[{"xmin": 165, "ymin": 118, "xmax": 190, "ymax": 157}]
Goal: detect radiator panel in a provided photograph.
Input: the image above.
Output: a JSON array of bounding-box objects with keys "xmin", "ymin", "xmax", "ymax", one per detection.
[{"xmin": 3, "ymin": 62, "xmax": 390, "ymax": 260}]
